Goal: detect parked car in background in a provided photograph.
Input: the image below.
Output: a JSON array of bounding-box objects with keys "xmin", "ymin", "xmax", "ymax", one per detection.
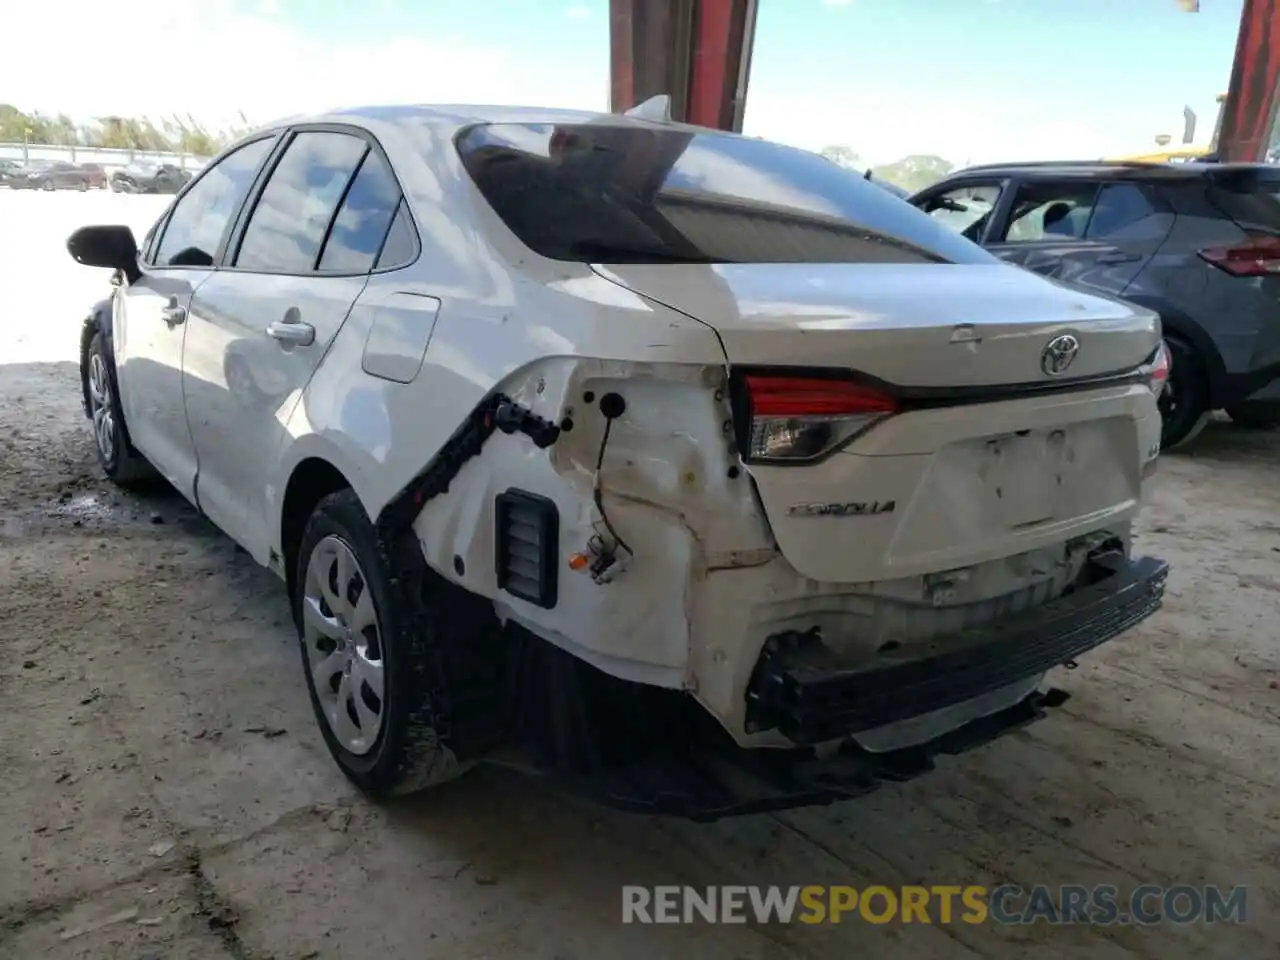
[
  {"xmin": 910, "ymin": 160, "xmax": 1280, "ymax": 447},
  {"xmin": 78, "ymin": 163, "xmax": 108, "ymax": 189},
  {"xmin": 0, "ymin": 158, "xmax": 21, "ymax": 186},
  {"xmin": 8, "ymin": 159, "xmax": 94, "ymax": 191},
  {"xmin": 67, "ymin": 105, "xmax": 1170, "ymax": 818},
  {"xmin": 110, "ymin": 162, "xmax": 191, "ymax": 194}
]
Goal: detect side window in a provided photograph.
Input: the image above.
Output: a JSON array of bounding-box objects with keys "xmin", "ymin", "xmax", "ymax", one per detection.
[
  {"xmin": 235, "ymin": 131, "xmax": 368, "ymax": 273},
  {"xmin": 374, "ymin": 200, "xmax": 418, "ymax": 270},
  {"xmin": 1085, "ymin": 184, "xmax": 1161, "ymax": 240},
  {"xmin": 317, "ymin": 150, "xmax": 403, "ymax": 273},
  {"xmin": 155, "ymin": 137, "xmax": 274, "ymax": 267},
  {"xmin": 1001, "ymin": 181, "xmax": 1100, "ymax": 243},
  {"xmin": 921, "ymin": 184, "xmax": 1001, "ymax": 241}
]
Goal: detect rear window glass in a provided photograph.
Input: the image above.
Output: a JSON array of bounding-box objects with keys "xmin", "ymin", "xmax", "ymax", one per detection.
[{"xmin": 456, "ymin": 122, "xmax": 998, "ymax": 266}]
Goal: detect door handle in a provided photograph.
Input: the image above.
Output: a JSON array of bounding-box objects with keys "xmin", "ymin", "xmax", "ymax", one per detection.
[
  {"xmin": 266, "ymin": 318, "xmax": 316, "ymax": 347},
  {"xmin": 1096, "ymin": 251, "xmax": 1141, "ymax": 264},
  {"xmin": 161, "ymin": 302, "xmax": 186, "ymax": 325}
]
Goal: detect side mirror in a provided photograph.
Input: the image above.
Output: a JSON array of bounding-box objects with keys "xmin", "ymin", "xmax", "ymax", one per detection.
[{"xmin": 67, "ymin": 225, "xmax": 140, "ymax": 284}]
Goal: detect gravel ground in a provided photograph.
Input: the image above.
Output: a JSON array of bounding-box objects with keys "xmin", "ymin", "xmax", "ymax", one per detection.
[{"xmin": 1, "ymin": 190, "xmax": 1279, "ymax": 960}]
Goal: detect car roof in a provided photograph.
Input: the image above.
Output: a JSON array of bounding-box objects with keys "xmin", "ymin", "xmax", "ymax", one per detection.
[
  {"xmin": 257, "ymin": 102, "xmax": 720, "ymax": 139},
  {"xmin": 940, "ymin": 159, "xmax": 1277, "ymax": 183}
]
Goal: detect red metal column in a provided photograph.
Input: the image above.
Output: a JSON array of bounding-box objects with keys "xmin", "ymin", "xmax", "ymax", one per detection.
[
  {"xmin": 609, "ymin": 0, "xmax": 757, "ymax": 131},
  {"xmin": 1217, "ymin": 0, "xmax": 1280, "ymax": 161}
]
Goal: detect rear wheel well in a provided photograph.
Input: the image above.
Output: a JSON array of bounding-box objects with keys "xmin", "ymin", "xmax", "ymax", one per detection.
[{"xmin": 281, "ymin": 459, "xmax": 352, "ymax": 602}]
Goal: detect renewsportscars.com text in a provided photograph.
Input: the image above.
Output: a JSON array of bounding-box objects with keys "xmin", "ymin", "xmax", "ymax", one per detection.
[{"xmin": 621, "ymin": 884, "xmax": 1248, "ymax": 926}]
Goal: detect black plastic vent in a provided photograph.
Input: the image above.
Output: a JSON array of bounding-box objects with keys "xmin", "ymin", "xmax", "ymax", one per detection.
[{"xmin": 494, "ymin": 489, "xmax": 559, "ymax": 609}]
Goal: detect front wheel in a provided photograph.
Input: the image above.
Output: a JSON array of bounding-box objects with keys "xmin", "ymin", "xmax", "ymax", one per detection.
[
  {"xmin": 78, "ymin": 179, "xmax": 88, "ymax": 192},
  {"xmin": 1158, "ymin": 337, "xmax": 1211, "ymax": 450},
  {"xmin": 85, "ymin": 331, "xmax": 156, "ymax": 487},
  {"xmin": 294, "ymin": 491, "xmax": 491, "ymax": 798}
]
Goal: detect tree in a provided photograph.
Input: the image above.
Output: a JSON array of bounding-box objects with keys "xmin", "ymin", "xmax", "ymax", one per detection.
[
  {"xmin": 819, "ymin": 144, "xmax": 861, "ymax": 169},
  {"xmin": 870, "ymin": 154, "xmax": 954, "ymax": 192},
  {"xmin": 0, "ymin": 103, "xmax": 247, "ymax": 156}
]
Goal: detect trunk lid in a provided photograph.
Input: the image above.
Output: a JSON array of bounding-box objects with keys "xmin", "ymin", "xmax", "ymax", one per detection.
[
  {"xmin": 595, "ymin": 261, "xmax": 1163, "ymax": 584},
  {"xmin": 593, "ymin": 262, "xmax": 1159, "ymax": 386}
]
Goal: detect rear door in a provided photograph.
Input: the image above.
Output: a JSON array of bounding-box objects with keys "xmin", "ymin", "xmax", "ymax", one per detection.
[
  {"xmin": 986, "ymin": 180, "xmax": 1171, "ymax": 294},
  {"xmin": 181, "ymin": 126, "xmax": 403, "ymax": 562}
]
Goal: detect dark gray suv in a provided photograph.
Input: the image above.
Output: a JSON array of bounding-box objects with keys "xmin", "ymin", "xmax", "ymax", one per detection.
[{"xmin": 910, "ymin": 161, "xmax": 1280, "ymax": 448}]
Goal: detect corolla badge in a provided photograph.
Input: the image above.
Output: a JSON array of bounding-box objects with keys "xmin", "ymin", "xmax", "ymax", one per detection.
[
  {"xmin": 787, "ymin": 500, "xmax": 896, "ymax": 518},
  {"xmin": 1040, "ymin": 334, "xmax": 1080, "ymax": 376}
]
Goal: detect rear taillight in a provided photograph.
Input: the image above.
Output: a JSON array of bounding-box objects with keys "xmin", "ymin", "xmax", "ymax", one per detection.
[
  {"xmin": 741, "ymin": 374, "xmax": 899, "ymax": 463},
  {"xmin": 1198, "ymin": 234, "xmax": 1280, "ymax": 276},
  {"xmin": 1142, "ymin": 341, "xmax": 1171, "ymax": 396}
]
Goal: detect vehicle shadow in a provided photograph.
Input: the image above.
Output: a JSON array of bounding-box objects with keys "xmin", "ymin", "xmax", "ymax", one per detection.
[{"xmin": 1172, "ymin": 414, "xmax": 1280, "ymax": 466}]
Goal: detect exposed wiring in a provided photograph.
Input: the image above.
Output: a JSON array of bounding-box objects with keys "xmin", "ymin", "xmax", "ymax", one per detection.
[{"xmin": 592, "ymin": 417, "xmax": 633, "ymax": 557}]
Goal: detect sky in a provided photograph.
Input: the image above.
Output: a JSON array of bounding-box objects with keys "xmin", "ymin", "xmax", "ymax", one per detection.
[{"xmin": 0, "ymin": 0, "xmax": 1244, "ymax": 165}]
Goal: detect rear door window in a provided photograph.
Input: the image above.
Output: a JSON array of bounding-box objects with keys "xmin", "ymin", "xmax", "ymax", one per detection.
[
  {"xmin": 235, "ymin": 131, "xmax": 368, "ymax": 273},
  {"xmin": 456, "ymin": 122, "xmax": 998, "ymax": 265},
  {"xmin": 1084, "ymin": 184, "xmax": 1164, "ymax": 240},
  {"xmin": 999, "ymin": 181, "xmax": 1100, "ymax": 242},
  {"xmin": 316, "ymin": 150, "xmax": 404, "ymax": 273},
  {"xmin": 373, "ymin": 200, "xmax": 418, "ymax": 270}
]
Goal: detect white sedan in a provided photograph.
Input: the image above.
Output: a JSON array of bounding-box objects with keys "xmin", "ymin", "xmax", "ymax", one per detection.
[{"xmin": 68, "ymin": 103, "xmax": 1169, "ymax": 817}]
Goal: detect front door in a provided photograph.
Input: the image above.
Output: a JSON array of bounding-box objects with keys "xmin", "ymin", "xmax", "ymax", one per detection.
[
  {"xmin": 182, "ymin": 128, "xmax": 403, "ymax": 562},
  {"xmin": 111, "ymin": 135, "xmax": 277, "ymax": 503},
  {"xmin": 913, "ymin": 180, "xmax": 1007, "ymax": 245}
]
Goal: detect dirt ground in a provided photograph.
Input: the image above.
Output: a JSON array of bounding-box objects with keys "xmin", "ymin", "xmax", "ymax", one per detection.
[{"xmin": 1, "ymin": 192, "xmax": 1279, "ymax": 960}]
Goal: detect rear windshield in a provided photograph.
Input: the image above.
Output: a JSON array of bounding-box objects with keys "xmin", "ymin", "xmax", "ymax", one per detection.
[{"xmin": 456, "ymin": 122, "xmax": 998, "ymax": 266}]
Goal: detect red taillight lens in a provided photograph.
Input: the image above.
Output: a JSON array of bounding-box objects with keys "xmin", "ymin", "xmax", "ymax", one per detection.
[
  {"xmin": 742, "ymin": 375, "xmax": 899, "ymax": 463},
  {"xmin": 1198, "ymin": 234, "xmax": 1280, "ymax": 277},
  {"xmin": 1145, "ymin": 341, "xmax": 1171, "ymax": 395}
]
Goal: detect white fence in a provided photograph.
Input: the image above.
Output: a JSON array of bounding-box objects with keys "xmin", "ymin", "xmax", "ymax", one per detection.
[{"xmin": 0, "ymin": 142, "xmax": 209, "ymax": 172}]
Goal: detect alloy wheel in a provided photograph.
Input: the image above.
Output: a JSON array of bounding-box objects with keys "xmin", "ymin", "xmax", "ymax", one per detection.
[
  {"xmin": 302, "ymin": 535, "xmax": 386, "ymax": 756},
  {"xmin": 87, "ymin": 352, "xmax": 115, "ymax": 464}
]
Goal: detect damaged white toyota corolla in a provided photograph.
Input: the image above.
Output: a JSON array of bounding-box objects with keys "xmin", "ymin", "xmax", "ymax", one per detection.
[{"xmin": 67, "ymin": 103, "xmax": 1170, "ymax": 818}]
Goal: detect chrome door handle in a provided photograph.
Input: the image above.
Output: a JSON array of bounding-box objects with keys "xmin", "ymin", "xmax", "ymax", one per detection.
[
  {"xmin": 266, "ymin": 319, "xmax": 316, "ymax": 347},
  {"xmin": 161, "ymin": 304, "xmax": 186, "ymax": 325}
]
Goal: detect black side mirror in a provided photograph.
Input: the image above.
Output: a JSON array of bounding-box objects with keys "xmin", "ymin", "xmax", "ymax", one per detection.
[{"xmin": 67, "ymin": 225, "xmax": 140, "ymax": 284}]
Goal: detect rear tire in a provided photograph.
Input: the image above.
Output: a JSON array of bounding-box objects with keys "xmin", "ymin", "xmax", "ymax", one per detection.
[
  {"xmin": 78, "ymin": 179, "xmax": 88, "ymax": 192},
  {"xmin": 1158, "ymin": 337, "xmax": 1211, "ymax": 450},
  {"xmin": 41, "ymin": 179, "xmax": 54, "ymax": 192},
  {"xmin": 294, "ymin": 491, "xmax": 498, "ymax": 798},
  {"xmin": 84, "ymin": 331, "xmax": 156, "ymax": 487},
  {"xmin": 1225, "ymin": 405, "xmax": 1280, "ymax": 430}
]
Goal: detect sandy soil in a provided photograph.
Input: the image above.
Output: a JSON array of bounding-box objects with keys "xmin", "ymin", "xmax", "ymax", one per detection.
[{"xmin": 1, "ymin": 191, "xmax": 1279, "ymax": 959}]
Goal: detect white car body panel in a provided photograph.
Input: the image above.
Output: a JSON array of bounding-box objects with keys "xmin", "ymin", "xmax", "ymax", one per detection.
[
  {"xmin": 101, "ymin": 104, "xmax": 1165, "ymax": 753},
  {"xmin": 111, "ymin": 271, "xmax": 208, "ymax": 502}
]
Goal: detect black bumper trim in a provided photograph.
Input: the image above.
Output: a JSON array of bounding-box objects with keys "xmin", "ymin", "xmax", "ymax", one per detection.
[
  {"xmin": 527, "ymin": 687, "xmax": 1072, "ymax": 821},
  {"xmin": 747, "ymin": 555, "xmax": 1168, "ymax": 746}
]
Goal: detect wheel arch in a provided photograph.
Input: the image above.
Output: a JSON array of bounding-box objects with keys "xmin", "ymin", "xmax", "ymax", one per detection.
[
  {"xmin": 79, "ymin": 295, "xmax": 125, "ymax": 421},
  {"xmin": 278, "ymin": 455, "xmax": 358, "ymax": 604}
]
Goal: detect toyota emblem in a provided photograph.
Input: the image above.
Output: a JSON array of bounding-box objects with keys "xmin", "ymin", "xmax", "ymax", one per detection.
[{"xmin": 1041, "ymin": 334, "xmax": 1080, "ymax": 376}]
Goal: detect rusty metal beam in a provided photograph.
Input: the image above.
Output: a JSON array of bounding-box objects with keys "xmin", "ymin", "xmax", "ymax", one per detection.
[
  {"xmin": 1218, "ymin": 0, "xmax": 1280, "ymax": 162},
  {"xmin": 609, "ymin": 0, "xmax": 757, "ymax": 131}
]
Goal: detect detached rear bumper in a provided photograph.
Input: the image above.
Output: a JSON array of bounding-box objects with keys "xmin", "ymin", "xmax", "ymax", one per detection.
[{"xmin": 747, "ymin": 555, "xmax": 1168, "ymax": 746}]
